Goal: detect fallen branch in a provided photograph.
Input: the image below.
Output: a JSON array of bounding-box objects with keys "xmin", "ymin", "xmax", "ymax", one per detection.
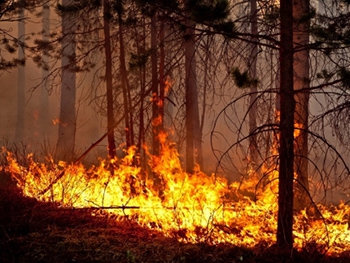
[
  {"xmin": 91, "ymin": 206, "xmax": 141, "ymax": 210},
  {"xmin": 55, "ymin": 206, "xmax": 141, "ymax": 211}
]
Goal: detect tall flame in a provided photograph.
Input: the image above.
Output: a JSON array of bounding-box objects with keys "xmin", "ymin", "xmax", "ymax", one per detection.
[{"xmin": 3, "ymin": 134, "xmax": 350, "ymax": 254}]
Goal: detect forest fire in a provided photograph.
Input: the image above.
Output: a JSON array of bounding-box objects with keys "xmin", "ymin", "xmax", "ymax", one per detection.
[{"xmin": 3, "ymin": 134, "xmax": 350, "ymax": 255}]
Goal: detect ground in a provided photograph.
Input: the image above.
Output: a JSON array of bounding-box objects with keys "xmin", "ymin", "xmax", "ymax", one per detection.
[{"xmin": 1, "ymin": 187, "xmax": 350, "ymax": 263}]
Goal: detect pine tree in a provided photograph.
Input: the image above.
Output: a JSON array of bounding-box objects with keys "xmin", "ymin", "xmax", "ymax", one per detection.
[
  {"xmin": 277, "ymin": 0, "xmax": 295, "ymax": 249},
  {"xmin": 56, "ymin": 0, "xmax": 77, "ymax": 161}
]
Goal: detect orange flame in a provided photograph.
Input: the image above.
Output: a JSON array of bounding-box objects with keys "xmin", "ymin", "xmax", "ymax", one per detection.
[{"xmin": 3, "ymin": 134, "xmax": 350, "ymax": 254}]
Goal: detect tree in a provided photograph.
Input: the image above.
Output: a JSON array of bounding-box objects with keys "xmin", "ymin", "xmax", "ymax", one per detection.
[
  {"xmin": 184, "ymin": 13, "xmax": 198, "ymax": 173},
  {"xmin": 103, "ymin": 0, "xmax": 116, "ymax": 158},
  {"xmin": 15, "ymin": 0, "xmax": 25, "ymax": 143},
  {"xmin": 129, "ymin": 11, "xmax": 147, "ymax": 166},
  {"xmin": 117, "ymin": 2, "xmax": 134, "ymax": 148},
  {"xmin": 184, "ymin": 5, "xmax": 201, "ymax": 173},
  {"xmin": 151, "ymin": 9, "xmax": 160, "ymax": 156},
  {"xmin": 56, "ymin": 0, "xmax": 77, "ymax": 161},
  {"xmin": 248, "ymin": 0, "xmax": 259, "ymax": 167},
  {"xmin": 39, "ymin": 0, "xmax": 50, "ymax": 137},
  {"xmin": 158, "ymin": 17, "xmax": 166, "ymax": 138},
  {"xmin": 277, "ymin": 0, "xmax": 295, "ymax": 249},
  {"xmin": 293, "ymin": 0, "xmax": 311, "ymax": 211}
]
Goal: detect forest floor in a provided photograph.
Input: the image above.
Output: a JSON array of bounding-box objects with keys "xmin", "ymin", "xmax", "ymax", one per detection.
[{"xmin": 1, "ymin": 187, "xmax": 350, "ymax": 263}]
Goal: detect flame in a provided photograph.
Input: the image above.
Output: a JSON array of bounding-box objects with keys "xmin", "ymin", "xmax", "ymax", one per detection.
[
  {"xmin": 152, "ymin": 116, "xmax": 163, "ymax": 127},
  {"xmin": 52, "ymin": 118, "xmax": 68, "ymax": 126},
  {"xmin": 294, "ymin": 122, "xmax": 303, "ymax": 138},
  {"xmin": 3, "ymin": 134, "xmax": 350, "ymax": 254},
  {"xmin": 52, "ymin": 118, "xmax": 59, "ymax": 125}
]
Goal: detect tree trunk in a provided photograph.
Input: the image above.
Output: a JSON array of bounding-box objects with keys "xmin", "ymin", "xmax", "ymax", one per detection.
[
  {"xmin": 118, "ymin": 14, "xmax": 132, "ymax": 148},
  {"xmin": 127, "ymin": 74, "xmax": 134, "ymax": 146},
  {"xmin": 40, "ymin": 1, "xmax": 50, "ymax": 137},
  {"xmin": 135, "ymin": 17, "xmax": 146, "ymax": 166},
  {"xmin": 15, "ymin": 1, "xmax": 25, "ymax": 143},
  {"xmin": 199, "ymin": 37, "xmax": 210, "ymax": 172},
  {"xmin": 103, "ymin": 0, "xmax": 116, "ymax": 158},
  {"xmin": 293, "ymin": 0, "xmax": 311, "ymax": 211},
  {"xmin": 56, "ymin": 0, "xmax": 77, "ymax": 162},
  {"xmin": 249, "ymin": 0, "xmax": 259, "ymax": 166},
  {"xmin": 184, "ymin": 15, "xmax": 201, "ymax": 173},
  {"xmin": 277, "ymin": 0, "xmax": 295, "ymax": 249},
  {"xmin": 159, "ymin": 18, "xmax": 165, "ymax": 136},
  {"xmin": 132, "ymin": 16, "xmax": 147, "ymax": 171},
  {"xmin": 151, "ymin": 12, "xmax": 160, "ymax": 156}
]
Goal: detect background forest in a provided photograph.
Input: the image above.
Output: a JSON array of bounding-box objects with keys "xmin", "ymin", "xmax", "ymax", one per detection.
[{"xmin": 1, "ymin": 0, "xmax": 350, "ymax": 251}]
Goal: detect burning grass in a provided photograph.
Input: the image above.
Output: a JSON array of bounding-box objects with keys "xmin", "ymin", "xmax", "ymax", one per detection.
[
  {"xmin": 1, "ymin": 187, "xmax": 349, "ymax": 263},
  {"xmin": 1, "ymin": 135, "xmax": 350, "ymax": 261}
]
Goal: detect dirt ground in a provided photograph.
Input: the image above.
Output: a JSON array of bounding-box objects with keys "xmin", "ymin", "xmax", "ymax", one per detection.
[{"xmin": 1, "ymin": 187, "xmax": 350, "ymax": 263}]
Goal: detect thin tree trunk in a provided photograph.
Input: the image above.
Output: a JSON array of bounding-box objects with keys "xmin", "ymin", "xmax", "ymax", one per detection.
[
  {"xmin": 132, "ymin": 15, "xmax": 147, "ymax": 171},
  {"xmin": 184, "ymin": 14, "xmax": 201, "ymax": 173},
  {"xmin": 120, "ymin": 10, "xmax": 134, "ymax": 148},
  {"xmin": 118, "ymin": 14, "xmax": 132, "ymax": 148},
  {"xmin": 249, "ymin": 0, "xmax": 259, "ymax": 166},
  {"xmin": 126, "ymin": 75, "xmax": 134, "ymax": 146},
  {"xmin": 15, "ymin": 1, "xmax": 25, "ymax": 143},
  {"xmin": 151, "ymin": 12, "xmax": 160, "ymax": 156},
  {"xmin": 159, "ymin": 18, "xmax": 165, "ymax": 135},
  {"xmin": 139, "ymin": 20, "xmax": 147, "ymax": 171},
  {"xmin": 277, "ymin": 0, "xmax": 295, "ymax": 249},
  {"xmin": 136, "ymin": 18, "xmax": 146, "ymax": 154},
  {"xmin": 56, "ymin": 0, "xmax": 77, "ymax": 162},
  {"xmin": 103, "ymin": 0, "xmax": 116, "ymax": 158},
  {"xmin": 40, "ymin": 1, "xmax": 50, "ymax": 137},
  {"xmin": 293, "ymin": 0, "xmax": 311, "ymax": 211},
  {"xmin": 199, "ymin": 37, "xmax": 210, "ymax": 172}
]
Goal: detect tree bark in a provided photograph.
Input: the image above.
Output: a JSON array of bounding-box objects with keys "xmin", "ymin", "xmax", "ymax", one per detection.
[
  {"xmin": 56, "ymin": 0, "xmax": 76, "ymax": 162},
  {"xmin": 159, "ymin": 18, "xmax": 165, "ymax": 136},
  {"xmin": 15, "ymin": 1, "xmax": 25, "ymax": 143},
  {"xmin": 135, "ymin": 17, "xmax": 146, "ymax": 166},
  {"xmin": 249, "ymin": 0, "xmax": 259, "ymax": 166},
  {"xmin": 293, "ymin": 0, "xmax": 311, "ymax": 211},
  {"xmin": 118, "ymin": 13, "xmax": 132, "ymax": 148},
  {"xmin": 277, "ymin": 0, "xmax": 295, "ymax": 249},
  {"xmin": 151, "ymin": 11, "xmax": 160, "ymax": 156},
  {"xmin": 103, "ymin": 0, "xmax": 116, "ymax": 158},
  {"xmin": 184, "ymin": 15, "xmax": 201, "ymax": 173},
  {"xmin": 40, "ymin": 1, "xmax": 50, "ymax": 137}
]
